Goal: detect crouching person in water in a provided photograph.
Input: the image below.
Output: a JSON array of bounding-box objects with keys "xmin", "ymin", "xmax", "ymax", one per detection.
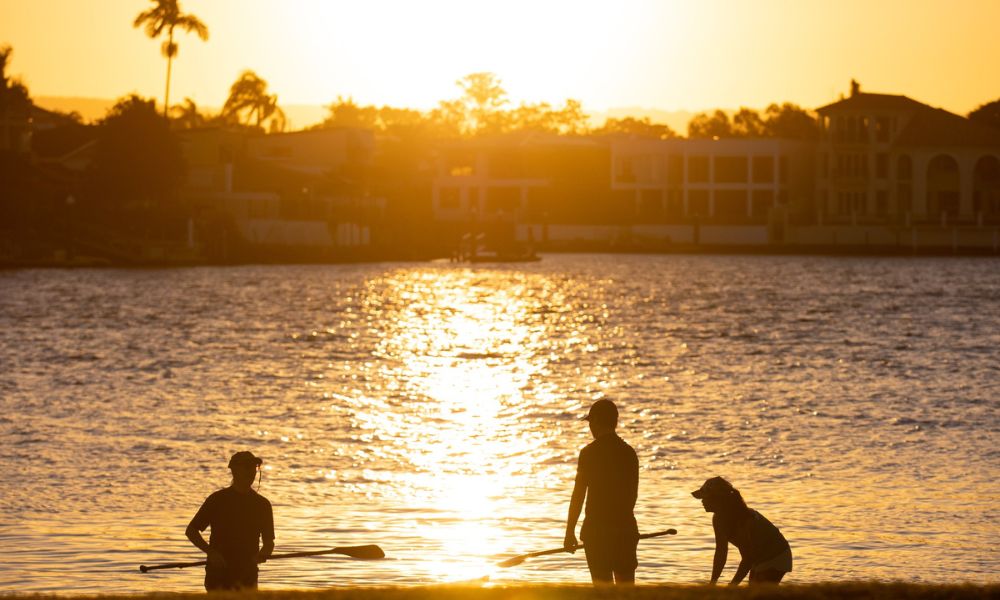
[
  {"xmin": 186, "ymin": 451, "xmax": 274, "ymax": 591},
  {"xmin": 692, "ymin": 477, "xmax": 792, "ymax": 585}
]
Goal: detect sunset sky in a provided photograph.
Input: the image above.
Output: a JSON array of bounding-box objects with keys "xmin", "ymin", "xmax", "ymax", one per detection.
[{"xmin": 2, "ymin": 0, "xmax": 999, "ymax": 122}]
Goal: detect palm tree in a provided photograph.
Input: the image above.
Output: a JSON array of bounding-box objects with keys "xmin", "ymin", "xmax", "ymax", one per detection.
[
  {"xmin": 133, "ymin": 0, "xmax": 208, "ymax": 117},
  {"xmin": 170, "ymin": 97, "xmax": 206, "ymax": 129},
  {"xmin": 221, "ymin": 70, "xmax": 286, "ymax": 133},
  {"xmin": 1, "ymin": 45, "xmax": 32, "ymax": 152}
]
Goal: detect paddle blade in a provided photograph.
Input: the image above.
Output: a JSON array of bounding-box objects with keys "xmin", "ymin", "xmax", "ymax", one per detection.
[
  {"xmin": 497, "ymin": 556, "xmax": 526, "ymax": 568},
  {"xmin": 334, "ymin": 544, "xmax": 385, "ymax": 559}
]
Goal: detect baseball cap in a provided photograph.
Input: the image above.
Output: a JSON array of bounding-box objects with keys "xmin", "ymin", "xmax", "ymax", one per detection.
[
  {"xmin": 581, "ymin": 398, "xmax": 618, "ymax": 424},
  {"xmin": 691, "ymin": 476, "xmax": 733, "ymax": 499},
  {"xmin": 228, "ymin": 451, "xmax": 263, "ymax": 469}
]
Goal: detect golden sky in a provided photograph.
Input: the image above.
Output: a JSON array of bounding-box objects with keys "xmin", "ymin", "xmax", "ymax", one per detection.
[{"xmin": 2, "ymin": 0, "xmax": 998, "ymax": 117}]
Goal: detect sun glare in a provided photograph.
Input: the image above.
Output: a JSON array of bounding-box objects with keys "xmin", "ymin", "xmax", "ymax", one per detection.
[{"xmin": 347, "ymin": 269, "xmax": 561, "ymax": 580}]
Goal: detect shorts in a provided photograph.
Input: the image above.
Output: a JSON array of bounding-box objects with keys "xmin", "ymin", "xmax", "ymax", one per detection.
[
  {"xmin": 752, "ymin": 547, "xmax": 793, "ymax": 575},
  {"xmin": 205, "ymin": 562, "xmax": 258, "ymax": 591},
  {"xmin": 581, "ymin": 526, "xmax": 639, "ymax": 583}
]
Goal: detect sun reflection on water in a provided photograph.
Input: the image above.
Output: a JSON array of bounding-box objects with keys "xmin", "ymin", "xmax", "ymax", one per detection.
[{"xmin": 354, "ymin": 269, "xmax": 563, "ymax": 580}]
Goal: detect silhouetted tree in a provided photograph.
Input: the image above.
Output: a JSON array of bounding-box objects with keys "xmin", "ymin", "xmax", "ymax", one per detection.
[
  {"xmin": 0, "ymin": 45, "xmax": 30, "ymax": 114},
  {"xmin": 456, "ymin": 72, "xmax": 508, "ymax": 135},
  {"xmin": 377, "ymin": 106, "xmax": 426, "ymax": 133},
  {"xmin": 170, "ymin": 97, "xmax": 207, "ymax": 129},
  {"xmin": 321, "ymin": 96, "xmax": 379, "ymax": 129},
  {"xmin": 221, "ymin": 70, "xmax": 286, "ymax": 132},
  {"xmin": 553, "ymin": 99, "xmax": 589, "ymax": 135},
  {"xmin": 417, "ymin": 99, "xmax": 459, "ymax": 138},
  {"xmin": 594, "ymin": 116, "xmax": 677, "ymax": 139},
  {"xmin": 733, "ymin": 107, "xmax": 766, "ymax": 137},
  {"xmin": 509, "ymin": 102, "xmax": 558, "ymax": 133},
  {"xmin": 763, "ymin": 103, "xmax": 820, "ymax": 140},
  {"xmin": 0, "ymin": 44, "xmax": 34, "ymax": 225},
  {"xmin": 688, "ymin": 104, "xmax": 819, "ymax": 140},
  {"xmin": 133, "ymin": 0, "xmax": 208, "ymax": 118},
  {"xmin": 969, "ymin": 99, "xmax": 1000, "ymax": 131},
  {"xmin": 1, "ymin": 44, "xmax": 32, "ymax": 151},
  {"xmin": 89, "ymin": 95, "xmax": 184, "ymax": 218},
  {"xmin": 687, "ymin": 110, "xmax": 733, "ymax": 138}
]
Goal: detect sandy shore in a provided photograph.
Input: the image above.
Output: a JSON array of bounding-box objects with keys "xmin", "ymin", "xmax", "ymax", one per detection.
[{"xmin": 11, "ymin": 583, "xmax": 1000, "ymax": 599}]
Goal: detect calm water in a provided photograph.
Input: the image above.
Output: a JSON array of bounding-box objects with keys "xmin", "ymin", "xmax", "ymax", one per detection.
[{"xmin": 1, "ymin": 255, "xmax": 998, "ymax": 594}]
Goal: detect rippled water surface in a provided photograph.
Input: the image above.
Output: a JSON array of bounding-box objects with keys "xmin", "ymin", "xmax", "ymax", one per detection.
[{"xmin": 1, "ymin": 255, "xmax": 998, "ymax": 593}]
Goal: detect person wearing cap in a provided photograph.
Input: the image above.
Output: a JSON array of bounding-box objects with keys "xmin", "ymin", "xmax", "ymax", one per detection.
[
  {"xmin": 564, "ymin": 399, "xmax": 640, "ymax": 585},
  {"xmin": 692, "ymin": 476, "xmax": 792, "ymax": 585},
  {"xmin": 186, "ymin": 451, "xmax": 275, "ymax": 591}
]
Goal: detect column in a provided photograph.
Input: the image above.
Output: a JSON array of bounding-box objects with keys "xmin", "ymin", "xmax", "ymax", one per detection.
[{"xmin": 959, "ymin": 156, "xmax": 975, "ymax": 221}]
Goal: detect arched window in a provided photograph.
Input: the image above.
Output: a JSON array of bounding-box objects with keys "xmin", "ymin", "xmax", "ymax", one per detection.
[{"xmin": 926, "ymin": 154, "xmax": 960, "ymax": 221}]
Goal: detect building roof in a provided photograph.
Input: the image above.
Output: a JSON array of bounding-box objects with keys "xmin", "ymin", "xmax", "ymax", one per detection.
[
  {"xmin": 816, "ymin": 92, "xmax": 929, "ymax": 113},
  {"xmin": 817, "ymin": 89, "xmax": 1000, "ymax": 148},
  {"xmin": 894, "ymin": 107, "xmax": 1000, "ymax": 147}
]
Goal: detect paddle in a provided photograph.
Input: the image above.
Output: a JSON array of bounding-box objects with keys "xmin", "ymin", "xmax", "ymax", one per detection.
[
  {"xmin": 139, "ymin": 544, "xmax": 385, "ymax": 573},
  {"xmin": 496, "ymin": 528, "xmax": 676, "ymax": 568}
]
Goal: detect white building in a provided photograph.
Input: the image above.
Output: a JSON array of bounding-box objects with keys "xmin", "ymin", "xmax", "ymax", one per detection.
[{"xmin": 610, "ymin": 137, "xmax": 815, "ymax": 224}]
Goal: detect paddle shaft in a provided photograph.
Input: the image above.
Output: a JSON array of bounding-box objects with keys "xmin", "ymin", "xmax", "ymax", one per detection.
[
  {"xmin": 499, "ymin": 528, "xmax": 676, "ymax": 566},
  {"xmin": 140, "ymin": 547, "xmax": 362, "ymax": 572}
]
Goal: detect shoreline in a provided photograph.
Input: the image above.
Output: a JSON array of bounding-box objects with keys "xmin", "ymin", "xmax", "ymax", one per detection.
[
  {"xmin": 7, "ymin": 582, "xmax": 1000, "ymax": 599},
  {"xmin": 3, "ymin": 246, "xmax": 1000, "ymax": 270}
]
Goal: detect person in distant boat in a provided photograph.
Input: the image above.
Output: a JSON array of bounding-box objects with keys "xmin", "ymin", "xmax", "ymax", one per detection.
[
  {"xmin": 692, "ymin": 476, "xmax": 792, "ymax": 585},
  {"xmin": 186, "ymin": 451, "xmax": 274, "ymax": 591},
  {"xmin": 564, "ymin": 398, "xmax": 640, "ymax": 585}
]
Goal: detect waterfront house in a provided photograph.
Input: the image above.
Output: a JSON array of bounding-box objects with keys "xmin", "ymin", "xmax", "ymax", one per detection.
[
  {"xmin": 816, "ymin": 81, "xmax": 1000, "ymax": 228},
  {"xmin": 608, "ymin": 136, "xmax": 814, "ymax": 246}
]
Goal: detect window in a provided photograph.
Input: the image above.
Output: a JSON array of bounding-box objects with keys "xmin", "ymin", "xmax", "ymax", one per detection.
[
  {"xmin": 616, "ymin": 158, "xmax": 635, "ymax": 183},
  {"xmin": 714, "ymin": 156, "xmax": 748, "ymax": 183},
  {"xmin": 852, "ymin": 192, "xmax": 867, "ymax": 215},
  {"xmin": 667, "ymin": 155, "xmax": 684, "ymax": 183},
  {"xmin": 752, "ymin": 190, "xmax": 774, "ymax": 218},
  {"xmin": 779, "ymin": 156, "xmax": 788, "ymax": 183},
  {"xmin": 876, "ymin": 117, "xmax": 890, "ymax": 143},
  {"xmin": 666, "ymin": 189, "xmax": 684, "ymax": 217},
  {"xmin": 688, "ymin": 190, "xmax": 709, "ymax": 217},
  {"xmin": 876, "ymin": 190, "xmax": 888, "ymax": 216},
  {"xmin": 715, "ymin": 189, "xmax": 748, "ymax": 219},
  {"xmin": 753, "ymin": 156, "xmax": 775, "ymax": 183},
  {"xmin": 688, "ymin": 156, "xmax": 709, "ymax": 183},
  {"xmin": 837, "ymin": 192, "xmax": 851, "ymax": 215},
  {"xmin": 820, "ymin": 153, "xmax": 828, "ymax": 179},
  {"xmin": 876, "ymin": 153, "xmax": 888, "ymax": 179}
]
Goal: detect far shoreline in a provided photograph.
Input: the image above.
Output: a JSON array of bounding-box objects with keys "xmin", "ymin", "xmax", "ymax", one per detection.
[{"xmin": 2, "ymin": 247, "xmax": 1000, "ymax": 270}]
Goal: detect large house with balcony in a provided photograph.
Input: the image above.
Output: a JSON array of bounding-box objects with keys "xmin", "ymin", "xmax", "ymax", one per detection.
[{"xmin": 816, "ymin": 81, "xmax": 1000, "ymax": 227}]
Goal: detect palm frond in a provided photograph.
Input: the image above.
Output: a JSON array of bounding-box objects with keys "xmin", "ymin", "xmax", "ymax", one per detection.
[{"xmin": 176, "ymin": 15, "xmax": 209, "ymax": 40}]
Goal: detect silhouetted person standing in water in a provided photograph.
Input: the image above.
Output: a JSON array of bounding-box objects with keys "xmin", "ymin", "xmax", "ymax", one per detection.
[
  {"xmin": 186, "ymin": 451, "xmax": 274, "ymax": 591},
  {"xmin": 692, "ymin": 476, "xmax": 792, "ymax": 585},
  {"xmin": 564, "ymin": 399, "xmax": 639, "ymax": 585}
]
